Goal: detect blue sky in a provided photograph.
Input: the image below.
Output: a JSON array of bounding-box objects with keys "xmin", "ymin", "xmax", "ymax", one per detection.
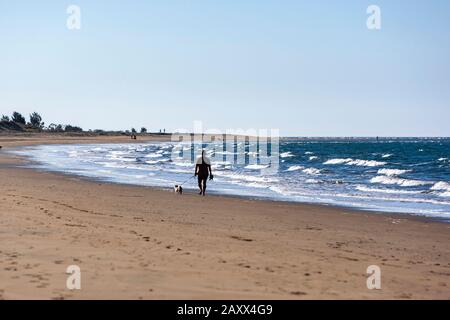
[{"xmin": 1, "ymin": 0, "xmax": 449, "ymax": 136}]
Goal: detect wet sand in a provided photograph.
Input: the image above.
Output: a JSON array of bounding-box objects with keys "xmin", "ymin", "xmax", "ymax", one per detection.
[{"xmin": 0, "ymin": 134, "xmax": 449, "ymax": 299}]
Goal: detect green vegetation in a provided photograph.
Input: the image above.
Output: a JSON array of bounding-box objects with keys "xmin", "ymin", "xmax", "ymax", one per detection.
[
  {"xmin": 0, "ymin": 111, "xmax": 82, "ymax": 133},
  {"xmin": 29, "ymin": 112, "xmax": 44, "ymax": 129},
  {"xmin": 12, "ymin": 112, "xmax": 26, "ymax": 125},
  {"xmin": 0, "ymin": 110, "xmax": 155, "ymax": 135}
]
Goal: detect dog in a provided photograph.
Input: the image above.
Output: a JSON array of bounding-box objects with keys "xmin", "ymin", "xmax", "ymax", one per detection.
[{"xmin": 174, "ymin": 185, "xmax": 183, "ymax": 195}]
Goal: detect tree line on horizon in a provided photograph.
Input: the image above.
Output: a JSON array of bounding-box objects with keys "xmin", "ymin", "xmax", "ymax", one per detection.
[
  {"xmin": 1, "ymin": 111, "xmax": 82, "ymax": 132},
  {"xmin": 0, "ymin": 111, "xmax": 157, "ymax": 135}
]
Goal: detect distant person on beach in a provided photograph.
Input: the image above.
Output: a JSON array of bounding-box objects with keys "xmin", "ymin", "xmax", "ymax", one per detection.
[{"xmin": 195, "ymin": 150, "xmax": 213, "ymax": 196}]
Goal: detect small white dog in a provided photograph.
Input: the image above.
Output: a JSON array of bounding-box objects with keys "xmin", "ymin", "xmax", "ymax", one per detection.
[{"xmin": 174, "ymin": 185, "xmax": 183, "ymax": 195}]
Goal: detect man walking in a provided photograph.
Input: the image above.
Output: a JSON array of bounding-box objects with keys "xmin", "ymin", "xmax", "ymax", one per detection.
[{"xmin": 195, "ymin": 150, "xmax": 213, "ymax": 196}]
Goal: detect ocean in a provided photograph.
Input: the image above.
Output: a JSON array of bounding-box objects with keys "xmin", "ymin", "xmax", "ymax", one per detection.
[{"xmin": 14, "ymin": 138, "xmax": 450, "ymax": 220}]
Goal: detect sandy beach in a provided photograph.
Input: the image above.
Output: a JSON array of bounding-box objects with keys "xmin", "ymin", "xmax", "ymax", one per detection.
[{"xmin": 0, "ymin": 134, "xmax": 449, "ymax": 300}]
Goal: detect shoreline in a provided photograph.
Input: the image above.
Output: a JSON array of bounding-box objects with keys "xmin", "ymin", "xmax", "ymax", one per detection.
[
  {"xmin": 6, "ymin": 138, "xmax": 449, "ymax": 224},
  {"xmin": 1, "ymin": 134, "xmax": 449, "ymax": 299},
  {"xmin": 11, "ymin": 160, "xmax": 449, "ymax": 225}
]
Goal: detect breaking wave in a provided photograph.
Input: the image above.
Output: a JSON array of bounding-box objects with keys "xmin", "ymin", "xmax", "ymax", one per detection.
[
  {"xmin": 324, "ymin": 158, "xmax": 386, "ymax": 167},
  {"xmin": 370, "ymin": 175, "xmax": 432, "ymax": 187}
]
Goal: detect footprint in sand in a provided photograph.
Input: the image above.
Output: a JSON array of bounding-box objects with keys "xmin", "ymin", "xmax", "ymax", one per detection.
[
  {"xmin": 237, "ymin": 263, "xmax": 251, "ymax": 269},
  {"xmin": 305, "ymin": 226, "xmax": 323, "ymax": 231},
  {"xmin": 230, "ymin": 235, "xmax": 253, "ymax": 242},
  {"xmin": 290, "ymin": 291, "xmax": 307, "ymax": 296}
]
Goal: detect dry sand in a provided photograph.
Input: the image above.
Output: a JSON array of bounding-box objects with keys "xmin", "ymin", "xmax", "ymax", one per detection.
[{"xmin": 0, "ymin": 134, "xmax": 449, "ymax": 299}]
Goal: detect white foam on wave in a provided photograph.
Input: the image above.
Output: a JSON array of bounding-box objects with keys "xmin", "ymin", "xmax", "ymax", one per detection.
[
  {"xmin": 268, "ymin": 185, "xmax": 300, "ymax": 197},
  {"xmin": 217, "ymin": 171, "xmax": 277, "ymax": 183},
  {"xmin": 145, "ymin": 159, "xmax": 170, "ymax": 165},
  {"xmin": 145, "ymin": 153, "xmax": 163, "ymax": 158},
  {"xmin": 348, "ymin": 159, "xmax": 386, "ymax": 167},
  {"xmin": 245, "ymin": 182, "xmax": 271, "ymax": 189},
  {"xmin": 370, "ymin": 175, "xmax": 432, "ymax": 187},
  {"xmin": 356, "ymin": 185, "xmax": 420, "ymax": 195},
  {"xmin": 382, "ymin": 154, "xmax": 393, "ymax": 158},
  {"xmin": 324, "ymin": 158, "xmax": 386, "ymax": 167},
  {"xmin": 68, "ymin": 151, "xmax": 78, "ymax": 158},
  {"xmin": 431, "ymin": 181, "xmax": 450, "ymax": 192},
  {"xmin": 95, "ymin": 162, "xmax": 130, "ymax": 169},
  {"xmin": 110, "ymin": 151, "xmax": 127, "ymax": 155},
  {"xmin": 107, "ymin": 156, "xmax": 135, "ymax": 162},
  {"xmin": 213, "ymin": 161, "xmax": 233, "ymax": 166},
  {"xmin": 245, "ymin": 164, "xmax": 269, "ymax": 170},
  {"xmin": 286, "ymin": 165, "xmax": 304, "ymax": 172},
  {"xmin": 173, "ymin": 161, "xmax": 194, "ymax": 167},
  {"xmin": 159, "ymin": 144, "xmax": 172, "ymax": 150},
  {"xmin": 378, "ymin": 168, "xmax": 411, "ymax": 176},
  {"xmin": 303, "ymin": 168, "xmax": 321, "ymax": 175},
  {"xmin": 305, "ymin": 151, "xmax": 314, "ymax": 155},
  {"xmin": 306, "ymin": 179, "xmax": 321, "ymax": 184},
  {"xmin": 324, "ymin": 158, "xmax": 353, "ymax": 165},
  {"xmin": 334, "ymin": 192, "xmax": 450, "ymax": 207},
  {"xmin": 309, "ymin": 156, "xmax": 319, "ymax": 161},
  {"xmin": 280, "ymin": 152, "xmax": 294, "ymax": 158},
  {"xmin": 167, "ymin": 168, "xmax": 192, "ymax": 174},
  {"xmin": 438, "ymin": 158, "xmax": 448, "ymax": 162}
]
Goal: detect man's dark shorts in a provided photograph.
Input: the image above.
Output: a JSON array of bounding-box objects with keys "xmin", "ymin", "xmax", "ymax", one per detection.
[{"xmin": 198, "ymin": 175, "xmax": 208, "ymax": 185}]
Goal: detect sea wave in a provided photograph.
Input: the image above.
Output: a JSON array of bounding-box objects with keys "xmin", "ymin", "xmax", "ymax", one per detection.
[
  {"xmin": 145, "ymin": 160, "xmax": 160, "ymax": 165},
  {"xmin": 305, "ymin": 178, "xmax": 321, "ymax": 184},
  {"xmin": 431, "ymin": 181, "xmax": 450, "ymax": 192},
  {"xmin": 324, "ymin": 158, "xmax": 386, "ymax": 167},
  {"xmin": 377, "ymin": 168, "xmax": 411, "ymax": 176},
  {"xmin": 370, "ymin": 175, "xmax": 432, "ymax": 187},
  {"xmin": 218, "ymin": 172, "xmax": 277, "ymax": 183},
  {"xmin": 173, "ymin": 161, "xmax": 194, "ymax": 167},
  {"xmin": 280, "ymin": 152, "xmax": 294, "ymax": 158},
  {"xmin": 323, "ymin": 158, "xmax": 353, "ymax": 165},
  {"xmin": 356, "ymin": 185, "xmax": 420, "ymax": 195},
  {"xmin": 303, "ymin": 168, "xmax": 321, "ymax": 175},
  {"xmin": 347, "ymin": 159, "xmax": 386, "ymax": 167},
  {"xmin": 245, "ymin": 164, "xmax": 269, "ymax": 170},
  {"xmin": 286, "ymin": 165, "xmax": 304, "ymax": 172},
  {"xmin": 145, "ymin": 153, "xmax": 163, "ymax": 158}
]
